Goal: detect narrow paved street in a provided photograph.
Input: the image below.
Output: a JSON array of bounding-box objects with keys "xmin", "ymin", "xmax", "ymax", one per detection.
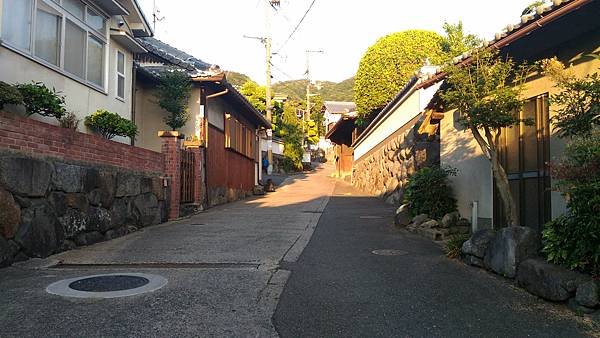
[{"xmin": 0, "ymin": 164, "xmax": 596, "ymax": 337}]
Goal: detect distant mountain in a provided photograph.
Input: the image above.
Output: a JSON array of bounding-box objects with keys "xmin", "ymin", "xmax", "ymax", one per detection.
[
  {"xmin": 272, "ymin": 77, "xmax": 355, "ymax": 102},
  {"xmin": 225, "ymin": 71, "xmax": 252, "ymax": 89}
]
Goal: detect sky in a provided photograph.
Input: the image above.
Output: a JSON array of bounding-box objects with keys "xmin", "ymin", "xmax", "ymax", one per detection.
[{"xmin": 138, "ymin": 0, "xmax": 535, "ymax": 85}]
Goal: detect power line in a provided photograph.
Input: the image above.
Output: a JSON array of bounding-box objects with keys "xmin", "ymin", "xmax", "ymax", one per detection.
[{"xmin": 275, "ymin": 0, "xmax": 317, "ymax": 53}]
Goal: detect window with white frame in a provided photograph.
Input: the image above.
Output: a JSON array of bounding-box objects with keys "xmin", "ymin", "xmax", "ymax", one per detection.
[
  {"xmin": 1, "ymin": 0, "xmax": 108, "ymax": 89},
  {"xmin": 116, "ymin": 50, "xmax": 125, "ymax": 99}
]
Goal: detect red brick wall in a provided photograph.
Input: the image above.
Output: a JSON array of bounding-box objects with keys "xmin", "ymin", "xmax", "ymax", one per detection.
[{"xmin": 0, "ymin": 111, "xmax": 163, "ymax": 173}]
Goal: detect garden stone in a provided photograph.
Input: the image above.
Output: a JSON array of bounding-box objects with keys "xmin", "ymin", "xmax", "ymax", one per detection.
[
  {"xmin": 440, "ymin": 211, "xmax": 460, "ymax": 228},
  {"xmin": 516, "ymin": 258, "xmax": 589, "ymax": 301},
  {"xmin": 576, "ymin": 281, "xmax": 599, "ymax": 308},
  {"xmin": 484, "ymin": 226, "xmax": 539, "ymax": 278},
  {"xmin": 0, "ymin": 187, "xmax": 21, "ymax": 238},
  {"xmin": 52, "ymin": 163, "xmax": 84, "ymax": 193},
  {"xmin": 0, "ymin": 236, "xmax": 19, "ymax": 267},
  {"xmin": 0, "ymin": 157, "xmax": 53, "ymax": 196},
  {"xmin": 412, "ymin": 214, "xmax": 429, "ymax": 226},
  {"xmin": 110, "ymin": 198, "xmax": 136, "ymax": 227},
  {"xmin": 464, "ymin": 255, "xmax": 485, "ymax": 268},
  {"xmin": 394, "ymin": 204, "xmax": 411, "ymax": 227},
  {"xmin": 141, "ymin": 177, "xmax": 153, "ymax": 194},
  {"xmin": 84, "ymin": 170, "xmax": 116, "ymax": 207},
  {"xmin": 87, "ymin": 207, "xmax": 112, "ymax": 233},
  {"xmin": 65, "ymin": 193, "xmax": 89, "ymax": 212},
  {"xmin": 420, "ymin": 220, "xmax": 439, "ymax": 229},
  {"xmin": 75, "ymin": 231, "xmax": 104, "ymax": 246},
  {"xmin": 115, "ymin": 173, "xmax": 141, "ymax": 197},
  {"xmin": 568, "ymin": 298, "xmax": 597, "ymax": 315},
  {"xmin": 462, "ymin": 229, "xmax": 496, "ymax": 258},
  {"xmin": 152, "ymin": 177, "xmax": 165, "ymax": 200},
  {"xmin": 133, "ymin": 193, "xmax": 160, "ymax": 227},
  {"xmin": 15, "ymin": 201, "xmax": 64, "ymax": 258}
]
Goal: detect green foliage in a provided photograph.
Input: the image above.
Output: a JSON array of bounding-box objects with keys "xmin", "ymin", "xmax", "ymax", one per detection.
[
  {"xmin": 354, "ymin": 30, "xmax": 446, "ymax": 121},
  {"xmin": 58, "ymin": 111, "xmax": 80, "ymax": 130},
  {"xmin": 542, "ymin": 57, "xmax": 600, "ymax": 138},
  {"xmin": 405, "ymin": 166, "xmax": 458, "ymax": 220},
  {"xmin": 85, "ymin": 109, "xmax": 138, "ymax": 140},
  {"xmin": 280, "ymin": 103, "xmax": 304, "ymax": 172},
  {"xmin": 155, "ymin": 69, "xmax": 192, "ymax": 130},
  {"xmin": 272, "ymin": 77, "xmax": 354, "ymax": 102},
  {"xmin": 305, "ymin": 120, "xmax": 319, "ymax": 145},
  {"xmin": 15, "ymin": 82, "xmax": 66, "ymax": 119},
  {"xmin": 225, "ymin": 71, "xmax": 252, "ymax": 89},
  {"xmin": 543, "ymin": 131, "xmax": 600, "ymax": 275},
  {"xmin": 445, "ymin": 234, "xmax": 470, "ymax": 259},
  {"xmin": 0, "ymin": 81, "xmax": 23, "ymax": 109},
  {"xmin": 441, "ymin": 21, "xmax": 481, "ymax": 59},
  {"xmin": 240, "ymin": 81, "xmax": 267, "ymax": 114}
]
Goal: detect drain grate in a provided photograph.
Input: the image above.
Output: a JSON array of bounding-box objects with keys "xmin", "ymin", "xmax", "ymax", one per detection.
[
  {"xmin": 46, "ymin": 273, "xmax": 167, "ymax": 298},
  {"xmin": 69, "ymin": 275, "xmax": 150, "ymax": 292},
  {"xmin": 372, "ymin": 249, "xmax": 408, "ymax": 256}
]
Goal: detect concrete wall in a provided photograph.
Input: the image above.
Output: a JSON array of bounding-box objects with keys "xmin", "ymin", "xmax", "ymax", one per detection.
[{"xmin": 0, "ymin": 11, "xmax": 138, "ymax": 144}]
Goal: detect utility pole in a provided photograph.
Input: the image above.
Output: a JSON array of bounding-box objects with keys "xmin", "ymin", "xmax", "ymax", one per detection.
[
  {"xmin": 244, "ymin": 0, "xmax": 279, "ymax": 175},
  {"xmin": 152, "ymin": 0, "xmax": 165, "ymax": 32},
  {"xmin": 305, "ymin": 50, "xmax": 324, "ymax": 146}
]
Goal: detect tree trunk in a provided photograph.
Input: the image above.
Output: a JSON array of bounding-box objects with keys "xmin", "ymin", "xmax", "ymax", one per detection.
[{"xmin": 490, "ymin": 148, "xmax": 518, "ymax": 227}]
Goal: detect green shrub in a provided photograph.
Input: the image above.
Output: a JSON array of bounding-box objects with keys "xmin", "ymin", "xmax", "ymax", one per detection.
[
  {"xmin": 15, "ymin": 82, "xmax": 66, "ymax": 119},
  {"xmin": 0, "ymin": 81, "xmax": 23, "ymax": 109},
  {"xmin": 155, "ymin": 69, "xmax": 192, "ymax": 130},
  {"xmin": 445, "ymin": 234, "xmax": 470, "ymax": 259},
  {"xmin": 404, "ymin": 166, "xmax": 458, "ymax": 219},
  {"xmin": 543, "ymin": 131, "xmax": 600, "ymax": 275},
  {"xmin": 85, "ymin": 109, "xmax": 138, "ymax": 139}
]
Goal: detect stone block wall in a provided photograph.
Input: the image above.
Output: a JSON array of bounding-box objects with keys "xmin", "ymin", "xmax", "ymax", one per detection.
[
  {"xmin": 353, "ymin": 122, "xmax": 439, "ymax": 205},
  {"xmin": 0, "ymin": 153, "xmax": 168, "ymax": 267}
]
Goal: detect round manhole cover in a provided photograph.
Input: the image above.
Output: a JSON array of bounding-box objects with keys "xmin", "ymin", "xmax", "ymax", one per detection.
[
  {"xmin": 69, "ymin": 275, "xmax": 150, "ymax": 292},
  {"xmin": 372, "ymin": 249, "xmax": 408, "ymax": 256},
  {"xmin": 46, "ymin": 273, "xmax": 167, "ymax": 298}
]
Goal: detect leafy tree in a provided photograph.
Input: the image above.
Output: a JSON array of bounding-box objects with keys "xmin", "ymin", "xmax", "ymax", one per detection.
[
  {"xmin": 440, "ymin": 49, "xmax": 531, "ymax": 227},
  {"xmin": 85, "ymin": 109, "xmax": 138, "ymax": 139},
  {"xmin": 155, "ymin": 69, "xmax": 192, "ymax": 131},
  {"xmin": 0, "ymin": 81, "xmax": 23, "ymax": 109},
  {"xmin": 354, "ymin": 30, "xmax": 446, "ymax": 124},
  {"xmin": 280, "ymin": 102, "xmax": 304, "ymax": 171},
  {"xmin": 441, "ymin": 21, "xmax": 481, "ymax": 59},
  {"xmin": 542, "ymin": 57, "xmax": 600, "ymax": 137},
  {"xmin": 240, "ymin": 80, "xmax": 267, "ymax": 113},
  {"xmin": 16, "ymin": 82, "xmax": 66, "ymax": 120}
]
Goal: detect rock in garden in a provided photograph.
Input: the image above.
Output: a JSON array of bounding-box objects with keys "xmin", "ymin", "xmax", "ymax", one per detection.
[
  {"xmin": 440, "ymin": 211, "xmax": 460, "ymax": 228},
  {"xmin": 0, "ymin": 236, "xmax": 19, "ymax": 267},
  {"xmin": 412, "ymin": 214, "xmax": 429, "ymax": 227},
  {"xmin": 75, "ymin": 231, "xmax": 104, "ymax": 246},
  {"xmin": 576, "ymin": 280, "xmax": 599, "ymax": 308},
  {"xmin": 420, "ymin": 220, "xmax": 439, "ymax": 229},
  {"xmin": 0, "ymin": 157, "xmax": 53, "ymax": 197},
  {"xmin": 133, "ymin": 193, "xmax": 160, "ymax": 227},
  {"xmin": 0, "ymin": 187, "xmax": 21, "ymax": 238},
  {"xmin": 516, "ymin": 258, "xmax": 589, "ymax": 301},
  {"xmin": 462, "ymin": 229, "xmax": 496, "ymax": 258},
  {"xmin": 464, "ymin": 255, "xmax": 485, "ymax": 268},
  {"xmin": 52, "ymin": 163, "xmax": 84, "ymax": 193},
  {"xmin": 15, "ymin": 201, "xmax": 64, "ymax": 258},
  {"xmin": 484, "ymin": 226, "xmax": 539, "ymax": 278},
  {"xmin": 394, "ymin": 204, "xmax": 411, "ymax": 227}
]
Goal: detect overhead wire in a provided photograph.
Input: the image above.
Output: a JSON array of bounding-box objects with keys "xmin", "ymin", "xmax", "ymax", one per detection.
[{"xmin": 275, "ymin": 0, "xmax": 318, "ymax": 53}]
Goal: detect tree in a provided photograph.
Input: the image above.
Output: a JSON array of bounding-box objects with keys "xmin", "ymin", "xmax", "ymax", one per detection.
[
  {"xmin": 155, "ymin": 69, "xmax": 192, "ymax": 131},
  {"xmin": 441, "ymin": 21, "xmax": 481, "ymax": 59},
  {"xmin": 240, "ymin": 80, "xmax": 267, "ymax": 114},
  {"xmin": 440, "ymin": 49, "xmax": 531, "ymax": 227},
  {"xmin": 542, "ymin": 57, "xmax": 600, "ymax": 138},
  {"xmin": 354, "ymin": 30, "xmax": 446, "ymax": 124},
  {"xmin": 280, "ymin": 102, "xmax": 304, "ymax": 171}
]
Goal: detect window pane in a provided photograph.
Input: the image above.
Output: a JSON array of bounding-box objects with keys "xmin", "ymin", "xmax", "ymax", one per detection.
[
  {"xmin": 86, "ymin": 8, "xmax": 105, "ymax": 32},
  {"xmin": 63, "ymin": 0, "xmax": 84, "ymax": 20},
  {"xmin": 505, "ymin": 123, "xmax": 520, "ymax": 174},
  {"xmin": 522, "ymin": 99, "xmax": 538, "ymax": 172},
  {"xmin": 117, "ymin": 51, "xmax": 125, "ymax": 74},
  {"xmin": 117, "ymin": 75, "xmax": 125, "ymax": 98},
  {"xmin": 34, "ymin": 9, "xmax": 60, "ymax": 66},
  {"xmin": 87, "ymin": 35, "xmax": 104, "ymax": 87},
  {"xmin": 64, "ymin": 20, "xmax": 85, "ymax": 78},
  {"xmin": 1, "ymin": 0, "xmax": 32, "ymax": 51}
]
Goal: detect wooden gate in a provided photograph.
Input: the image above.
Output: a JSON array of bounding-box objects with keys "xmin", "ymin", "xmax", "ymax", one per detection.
[{"xmin": 180, "ymin": 149, "xmax": 195, "ymax": 203}]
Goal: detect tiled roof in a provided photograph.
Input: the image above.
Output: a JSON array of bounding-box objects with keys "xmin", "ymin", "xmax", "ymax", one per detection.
[
  {"xmin": 324, "ymin": 101, "xmax": 356, "ymax": 115},
  {"xmin": 137, "ymin": 37, "xmax": 212, "ymax": 72}
]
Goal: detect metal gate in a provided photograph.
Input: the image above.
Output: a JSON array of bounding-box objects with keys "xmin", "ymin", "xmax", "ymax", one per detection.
[{"xmin": 180, "ymin": 149, "xmax": 195, "ymax": 203}]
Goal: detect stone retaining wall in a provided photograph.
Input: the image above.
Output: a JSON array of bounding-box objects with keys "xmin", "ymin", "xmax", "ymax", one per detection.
[
  {"xmin": 0, "ymin": 153, "xmax": 168, "ymax": 267},
  {"xmin": 353, "ymin": 122, "xmax": 439, "ymax": 205}
]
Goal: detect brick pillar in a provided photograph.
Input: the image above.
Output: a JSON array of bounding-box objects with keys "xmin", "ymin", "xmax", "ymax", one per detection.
[
  {"xmin": 160, "ymin": 131, "xmax": 182, "ymax": 220},
  {"xmin": 189, "ymin": 147, "xmax": 203, "ymax": 206}
]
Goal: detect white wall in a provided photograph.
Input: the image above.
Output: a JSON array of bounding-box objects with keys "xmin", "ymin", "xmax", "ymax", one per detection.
[{"xmin": 260, "ymin": 137, "xmax": 284, "ymax": 155}]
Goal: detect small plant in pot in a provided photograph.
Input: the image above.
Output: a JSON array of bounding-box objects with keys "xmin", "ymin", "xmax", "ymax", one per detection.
[
  {"xmin": 155, "ymin": 68, "xmax": 192, "ymax": 131},
  {"xmin": 15, "ymin": 82, "xmax": 66, "ymax": 120},
  {"xmin": 85, "ymin": 109, "xmax": 137, "ymax": 140}
]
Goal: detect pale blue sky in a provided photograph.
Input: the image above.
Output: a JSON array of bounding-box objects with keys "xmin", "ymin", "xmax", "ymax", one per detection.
[{"xmin": 138, "ymin": 0, "xmax": 536, "ymax": 84}]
